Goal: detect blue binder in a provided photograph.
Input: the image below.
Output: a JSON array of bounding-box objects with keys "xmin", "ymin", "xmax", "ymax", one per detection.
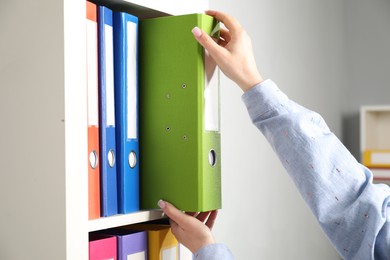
[
  {"xmin": 113, "ymin": 11, "xmax": 140, "ymax": 213},
  {"xmin": 98, "ymin": 5, "xmax": 118, "ymax": 217}
]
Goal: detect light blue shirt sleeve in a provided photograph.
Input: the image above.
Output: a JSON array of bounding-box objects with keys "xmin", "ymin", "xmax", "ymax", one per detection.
[
  {"xmin": 194, "ymin": 244, "xmax": 234, "ymax": 260},
  {"xmin": 241, "ymin": 79, "xmax": 390, "ymax": 260}
]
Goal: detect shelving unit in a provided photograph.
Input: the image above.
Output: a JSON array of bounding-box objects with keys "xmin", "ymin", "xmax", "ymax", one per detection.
[
  {"xmin": 360, "ymin": 105, "xmax": 390, "ymax": 182},
  {"xmin": 0, "ymin": 0, "xmax": 207, "ymax": 259}
]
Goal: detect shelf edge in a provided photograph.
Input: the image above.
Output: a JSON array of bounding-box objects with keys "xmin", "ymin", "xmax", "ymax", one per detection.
[{"xmin": 88, "ymin": 210, "xmax": 165, "ymax": 232}]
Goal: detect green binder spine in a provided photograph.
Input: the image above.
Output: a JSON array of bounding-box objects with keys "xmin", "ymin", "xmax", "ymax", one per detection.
[{"xmin": 139, "ymin": 14, "xmax": 221, "ymax": 212}]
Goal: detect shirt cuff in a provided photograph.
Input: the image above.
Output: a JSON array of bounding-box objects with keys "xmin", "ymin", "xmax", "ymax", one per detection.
[{"xmin": 194, "ymin": 243, "xmax": 234, "ymax": 260}]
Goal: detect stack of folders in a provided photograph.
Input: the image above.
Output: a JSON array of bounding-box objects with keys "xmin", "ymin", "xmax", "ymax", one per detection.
[
  {"xmin": 86, "ymin": 0, "xmax": 222, "ymax": 219},
  {"xmin": 89, "ymin": 229, "xmax": 148, "ymax": 260},
  {"xmin": 89, "ymin": 224, "xmax": 193, "ymax": 260},
  {"xmin": 363, "ymin": 150, "xmax": 390, "ymax": 182},
  {"xmin": 360, "ymin": 106, "xmax": 390, "ymax": 182},
  {"xmin": 86, "ymin": 1, "xmax": 140, "ymax": 219}
]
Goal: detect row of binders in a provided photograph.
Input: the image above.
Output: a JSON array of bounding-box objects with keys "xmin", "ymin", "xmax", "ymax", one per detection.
[
  {"xmin": 86, "ymin": 1, "xmax": 140, "ymax": 218},
  {"xmin": 86, "ymin": 0, "xmax": 223, "ymax": 220},
  {"xmin": 90, "ymin": 223, "xmax": 193, "ymax": 260}
]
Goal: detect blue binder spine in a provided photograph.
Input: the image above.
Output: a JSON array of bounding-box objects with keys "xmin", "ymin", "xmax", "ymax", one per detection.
[
  {"xmin": 98, "ymin": 5, "xmax": 118, "ymax": 217},
  {"xmin": 113, "ymin": 11, "xmax": 139, "ymax": 213}
]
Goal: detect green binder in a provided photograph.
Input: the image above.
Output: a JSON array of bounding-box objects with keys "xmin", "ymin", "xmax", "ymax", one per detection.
[{"xmin": 139, "ymin": 14, "xmax": 221, "ymax": 212}]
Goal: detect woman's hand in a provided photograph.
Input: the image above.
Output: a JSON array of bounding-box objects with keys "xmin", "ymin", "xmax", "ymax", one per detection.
[
  {"xmin": 192, "ymin": 10, "xmax": 263, "ymax": 92},
  {"xmin": 158, "ymin": 200, "xmax": 218, "ymax": 253}
]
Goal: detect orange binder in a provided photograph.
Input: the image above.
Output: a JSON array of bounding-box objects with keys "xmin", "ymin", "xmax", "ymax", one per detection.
[{"xmin": 86, "ymin": 0, "xmax": 101, "ymax": 219}]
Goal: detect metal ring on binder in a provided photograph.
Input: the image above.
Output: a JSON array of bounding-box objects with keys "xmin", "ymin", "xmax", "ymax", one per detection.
[
  {"xmin": 89, "ymin": 150, "xmax": 98, "ymax": 169},
  {"xmin": 208, "ymin": 149, "xmax": 217, "ymax": 167},
  {"xmin": 129, "ymin": 151, "xmax": 137, "ymax": 168},
  {"xmin": 107, "ymin": 149, "xmax": 115, "ymax": 168}
]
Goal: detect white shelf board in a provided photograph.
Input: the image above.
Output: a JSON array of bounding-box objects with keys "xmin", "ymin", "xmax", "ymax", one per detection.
[
  {"xmin": 123, "ymin": 0, "xmax": 208, "ymax": 15},
  {"xmin": 88, "ymin": 210, "xmax": 165, "ymax": 232},
  {"xmin": 92, "ymin": 0, "xmax": 208, "ymax": 18}
]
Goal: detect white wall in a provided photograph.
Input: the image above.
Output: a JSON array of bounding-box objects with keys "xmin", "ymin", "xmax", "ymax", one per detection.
[
  {"xmin": 343, "ymin": 0, "xmax": 390, "ymax": 159},
  {"xmin": 209, "ymin": 0, "xmax": 346, "ymax": 259}
]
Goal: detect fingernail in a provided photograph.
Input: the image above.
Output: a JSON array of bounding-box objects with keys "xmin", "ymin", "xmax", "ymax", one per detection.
[
  {"xmin": 192, "ymin": 26, "xmax": 202, "ymax": 38},
  {"xmin": 157, "ymin": 199, "xmax": 166, "ymax": 209}
]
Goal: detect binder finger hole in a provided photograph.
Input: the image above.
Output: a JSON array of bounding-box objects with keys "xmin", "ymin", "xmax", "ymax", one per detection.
[
  {"xmin": 89, "ymin": 150, "xmax": 98, "ymax": 169},
  {"xmin": 107, "ymin": 149, "xmax": 115, "ymax": 168},
  {"xmin": 129, "ymin": 151, "xmax": 137, "ymax": 169},
  {"xmin": 208, "ymin": 149, "xmax": 217, "ymax": 167}
]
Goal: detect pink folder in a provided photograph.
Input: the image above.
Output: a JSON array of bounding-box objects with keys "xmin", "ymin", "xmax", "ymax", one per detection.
[{"xmin": 89, "ymin": 234, "xmax": 117, "ymax": 260}]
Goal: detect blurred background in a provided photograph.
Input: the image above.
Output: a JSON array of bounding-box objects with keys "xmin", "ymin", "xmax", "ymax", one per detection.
[{"xmin": 208, "ymin": 0, "xmax": 390, "ymax": 259}]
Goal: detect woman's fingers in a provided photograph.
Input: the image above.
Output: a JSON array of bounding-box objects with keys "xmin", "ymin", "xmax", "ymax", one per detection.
[{"xmin": 205, "ymin": 10, "xmax": 242, "ymax": 34}]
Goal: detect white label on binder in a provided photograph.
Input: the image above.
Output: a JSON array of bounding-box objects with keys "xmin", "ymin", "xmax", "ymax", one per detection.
[
  {"xmin": 127, "ymin": 251, "xmax": 146, "ymax": 260},
  {"xmin": 86, "ymin": 19, "xmax": 98, "ymax": 126},
  {"xmin": 204, "ymin": 48, "xmax": 220, "ymax": 132},
  {"xmin": 105, "ymin": 24, "xmax": 115, "ymax": 127},
  {"xmin": 372, "ymin": 152, "xmax": 390, "ymax": 164},
  {"xmin": 162, "ymin": 246, "xmax": 176, "ymax": 260},
  {"xmin": 127, "ymin": 21, "xmax": 137, "ymax": 139}
]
